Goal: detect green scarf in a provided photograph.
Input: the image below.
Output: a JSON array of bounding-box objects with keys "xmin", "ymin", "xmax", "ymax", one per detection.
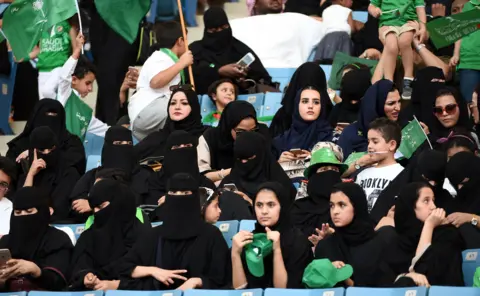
[{"xmin": 160, "ymin": 48, "xmax": 185, "ymax": 84}]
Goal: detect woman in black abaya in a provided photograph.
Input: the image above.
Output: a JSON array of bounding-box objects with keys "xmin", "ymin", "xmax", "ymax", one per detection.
[
  {"xmin": 190, "ymin": 7, "xmax": 272, "ymax": 94},
  {"xmin": 118, "ymin": 173, "xmax": 231, "ymax": 291},
  {"xmin": 0, "ymin": 187, "xmax": 73, "ymax": 292},
  {"xmin": 314, "ymin": 182, "xmax": 397, "ymax": 287},
  {"xmin": 70, "ymin": 180, "xmax": 150, "ymax": 291},
  {"xmin": 231, "ymin": 182, "xmax": 312, "ymax": 289}
]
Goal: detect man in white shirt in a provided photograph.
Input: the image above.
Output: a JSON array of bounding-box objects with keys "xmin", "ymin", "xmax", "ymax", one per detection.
[
  {"xmin": 128, "ymin": 21, "xmax": 193, "ymax": 140},
  {"xmin": 0, "ymin": 157, "xmax": 16, "ymax": 236}
]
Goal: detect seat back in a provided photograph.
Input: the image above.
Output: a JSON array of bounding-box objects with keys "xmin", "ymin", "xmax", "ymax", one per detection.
[
  {"xmin": 84, "ymin": 132, "xmax": 105, "ymax": 157},
  {"xmin": 0, "ymin": 51, "xmax": 17, "ymax": 135},
  {"xmin": 86, "ymin": 154, "xmax": 102, "ymax": 172},
  {"xmin": 200, "ymin": 94, "xmax": 216, "ymax": 124},
  {"xmin": 267, "ymin": 68, "xmax": 296, "ymax": 92},
  {"xmin": 320, "ymin": 64, "xmax": 333, "ymax": 84},
  {"xmin": 346, "ymin": 287, "xmax": 428, "ymax": 296},
  {"xmin": 215, "ymin": 220, "xmax": 240, "ymax": 248},
  {"xmin": 0, "ymin": 292, "xmax": 27, "ymax": 296},
  {"xmin": 184, "ymin": 289, "xmax": 263, "ymax": 296},
  {"xmin": 265, "ymin": 288, "xmax": 345, "ymax": 296},
  {"xmin": 352, "ymin": 11, "xmax": 369, "ymax": 23},
  {"xmin": 238, "ymin": 93, "xmax": 265, "ymax": 116},
  {"xmin": 463, "ymin": 249, "xmax": 480, "ymax": 286},
  {"xmin": 261, "ymin": 92, "xmax": 283, "ymax": 118},
  {"xmin": 52, "ymin": 224, "xmax": 85, "ymax": 240},
  {"xmin": 106, "ymin": 290, "xmax": 182, "ymax": 296},
  {"xmin": 429, "ymin": 286, "xmax": 480, "ymax": 296},
  {"xmin": 239, "ymin": 220, "xmax": 256, "ymax": 232},
  {"xmin": 29, "ymin": 292, "xmax": 104, "ymax": 296}
]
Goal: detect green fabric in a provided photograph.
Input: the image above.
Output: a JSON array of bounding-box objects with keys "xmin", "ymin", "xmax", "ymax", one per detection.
[
  {"xmin": 160, "ymin": 48, "xmax": 185, "ymax": 84},
  {"xmin": 303, "ymin": 259, "xmax": 353, "ymax": 288},
  {"xmin": 344, "ymin": 152, "xmax": 368, "ymax": 166},
  {"xmin": 398, "ymin": 118, "xmax": 428, "ymax": 159},
  {"xmin": 371, "ymin": 0, "xmax": 423, "ymax": 27},
  {"xmin": 304, "ymin": 148, "xmax": 349, "ymax": 178},
  {"xmin": 37, "ymin": 21, "xmax": 72, "ymax": 72},
  {"xmin": 94, "ymin": 0, "xmax": 150, "ymax": 44},
  {"xmin": 328, "ymin": 52, "xmax": 379, "ymax": 90},
  {"xmin": 474, "ymin": 267, "xmax": 480, "ymax": 287},
  {"xmin": 245, "ymin": 233, "xmax": 273, "ymax": 277},
  {"xmin": 202, "ymin": 111, "xmax": 220, "ymax": 124},
  {"xmin": 458, "ymin": 2, "xmax": 480, "ymax": 70},
  {"xmin": 63, "ymin": 91, "xmax": 93, "ymax": 141},
  {"xmin": 85, "ymin": 207, "xmax": 145, "ymax": 230},
  {"xmin": 3, "ymin": 0, "xmax": 77, "ymax": 60}
]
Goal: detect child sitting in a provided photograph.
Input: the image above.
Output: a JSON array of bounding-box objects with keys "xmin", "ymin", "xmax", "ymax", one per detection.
[
  {"xmin": 203, "ymin": 79, "xmax": 238, "ymax": 126},
  {"xmin": 368, "ymin": 0, "xmax": 427, "ymax": 99}
]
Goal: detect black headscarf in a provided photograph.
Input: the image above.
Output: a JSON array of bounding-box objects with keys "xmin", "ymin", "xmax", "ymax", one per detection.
[
  {"xmin": 270, "ymin": 62, "xmax": 333, "ymax": 138},
  {"xmin": 7, "ymin": 187, "xmax": 51, "ymax": 260},
  {"xmin": 203, "ymin": 100, "xmax": 270, "ymax": 170},
  {"xmin": 100, "ymin": 126, "xmax": 134, "ymax": 177},
  {"xmin": 329, "ymin": 68, "xmax": 372, "ymax": 126},
  {"xmin": 201, "ymin": 7, "xmax": 233, "ymax": 53},
  {"xmin": 28, "ymin": 126, "xmax": 61, "ymax": 190},
  {"xmin": 158, "ymin": 173, "xmax": 205, "ymax": 240},
  {"xmin": 446, "ymin": 152, "xmax": 480, "ymax": 213},
  {"xmin": 274, "ymin": 88, "xmax": 333, "ymax": 152},
  {"xmin": 432, "ymin": 86, "xmax": 472, "ymax": 139}
]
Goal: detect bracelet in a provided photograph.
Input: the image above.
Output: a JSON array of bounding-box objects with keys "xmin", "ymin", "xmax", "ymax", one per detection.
[{"xmin": 415, "ymin": 44, "xmax": 426, "ymax": 52}]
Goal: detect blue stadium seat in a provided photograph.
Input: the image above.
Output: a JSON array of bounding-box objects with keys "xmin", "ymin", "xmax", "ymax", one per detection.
[
  {"xmin": 429, "ymin": 286, "xmax": 480, "ymax": 296},
  {"xmin": 184, "ymin": 0, "xmax": 198, "ymax": 27},
  {"xmin": 86, "ymin": 155, "xmax": 102, "ymax": 172},
  {"xmin": 463, "ymin": 249, "xmax": 480, "ymax": 286},
  {"xmin": 84, "ymin": 132, "xmax": 104, "ymax": 157},
  {"xmin": 262, "ymin": 92, "xmax": 283, "ymax": 117},
  {"xmin": 0, "ymin": 292, "xmax": 26, "ymax": 296},
  {"xmin": 154, "ymin": 0, "xmax": 177, "ymax": 22},
  {"xmin": 346, "ymin": 287, "xmax": 427, "ymax": 296},
  {"xmin": 267, "ymin": 68, "xmax": 296, "ymax": 91},
  {"xmin": 29, "ymin": 292, "xmax": 103, "ymax": 296},
  {"xmin": 320, "ymin": 64, "xmax": 333, "ymax": 83},
  {"xmin": 215, "ymin": 220, "xmax": 240, "ymax": 248},
  {"xmin": 152, "ymin": 221, "xmax": 163, "ymax": 227},
  {"xmin": 352, "ymin": 11, "xmax": 369, "ymax": 23},
  {"xmin": 0, "ymin": 51, "xmax": 17, "ymax": 135},
  {"xmin": 238, "ymin": 93, "xmax": 265, "ymax": 116},
  {"xmin": 184, "ymin": 289, "xmax": 263, "ymax": 296},
  {"xmin": 106, "ymin": 290, "xmax": 182, "ymax": 296},
  {"xmin": 239, "ymin": 220, "xmax": 256, "ymax": 232},
  {"xmin": 53, "ymin": 224, "xmax": 85, "ymax": 240},
  {"xmin": 200, "ymin": 94, "xmax": 216, "ymax": 123},
  {"xmin": 265, "ymin": 288, "xmax": 345, "ymax": 296}
]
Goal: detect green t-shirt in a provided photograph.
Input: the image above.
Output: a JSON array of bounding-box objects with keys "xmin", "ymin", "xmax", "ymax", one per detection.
[
  {"xmin": 37, "ymin": 21, "xmax": 72, "ymax": 72},
  {"xmin": 458, "ymin": 0, "xmax": 480, "ymax": 70},
  {"xmin": 371, "ymin": 0, "xmax": 425, "ymax": 27}
]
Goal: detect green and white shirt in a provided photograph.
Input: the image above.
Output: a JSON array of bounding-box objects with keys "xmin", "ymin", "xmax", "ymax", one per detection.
[{"xmin": 37, "ymin": 20, "xmax": 72, "ymax": 72}]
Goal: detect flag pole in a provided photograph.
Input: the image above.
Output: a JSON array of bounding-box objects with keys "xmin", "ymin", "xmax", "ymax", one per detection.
[
  {"xmin": 73, "ymin": 0, "xmax": 84, "ymax": 54},
  {"xmin": 175, "ymin": 0, "xmax": 195, "ymax": 88},
  {"xmin": 414, "ymin": 115, "xmax": 433, "ymax": 149}
]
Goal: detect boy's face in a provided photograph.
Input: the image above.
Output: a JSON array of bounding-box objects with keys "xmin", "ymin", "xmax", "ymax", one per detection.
[
  {"xmin": 72, "ymin": 72, "xmax": 95, "ymax": 98},
  {"xmin": 176, "ymin": 37, "xmax": 186, "ymax": 56},
  {"xmin": 367, "ymin": 129, "xmax": 397, "ymax": 159},
  {"xmin": 340, "ymin": 0, "xmax": 353, "ymax": 8}
]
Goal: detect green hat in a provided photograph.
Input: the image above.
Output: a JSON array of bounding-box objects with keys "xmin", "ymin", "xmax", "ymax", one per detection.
[
  {"xmin": 302, "ymin": 259, "xmax": 353, "ymax": 288},
  {"xmin": 304, "ymin": 148, "xmax": 348, "ymax": 178},
  {"xmin": 245, "ymin": 233, "xmax": 273, "ymax": 277}
]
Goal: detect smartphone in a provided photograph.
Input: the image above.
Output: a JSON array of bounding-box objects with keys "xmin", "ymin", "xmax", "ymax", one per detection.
[
  {"xmin": 237, "ymin": 53, "xmax": 255, "ymax": 68},
  {"xmin": 290, "ymin": 149, "xmax": 305, "ymax": 157},
  {"xmin": 0, "ymin": 249, "xmax": 11, "ymax": 267},
  {"xmin": 223, "ymin": 183, "xmax": 238, "ymax": 192}
]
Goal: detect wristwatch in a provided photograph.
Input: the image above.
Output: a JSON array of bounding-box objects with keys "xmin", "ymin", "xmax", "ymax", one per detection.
[
  {"xmin": 471, "ymin": 215, "xmax": 478, "ymax": 226},
  {"xmin": 354, "ymin": 161, "xmax": 362, "ymax": 170}
]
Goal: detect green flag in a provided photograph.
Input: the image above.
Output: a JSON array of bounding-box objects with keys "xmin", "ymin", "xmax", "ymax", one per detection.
[
  {"xmin": 344, "ymin": 152, "xmax": 367, "ymax": 166},
  {"xmin": 3, "ymin": 0, "xmax": 77, "ymax": 60},
  {"xmin": 328, "ymin": 52, "xmax": 379, "ymax": 90},
  {"xmin": 427, "ymin": 9, "xmax": 480, "ymax": 49},
  {"xmin": 94, "ymin": 0, "xmax": 150, "ymax": 44},
  {"xmin": 398, "ymin": 118, "xmax": 428, "ymax": 159}
]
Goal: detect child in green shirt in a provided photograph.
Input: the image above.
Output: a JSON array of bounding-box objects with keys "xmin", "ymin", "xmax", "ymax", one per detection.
[
  {"xmin": 203, "ymin": 78, "xmax": 238, "ymax": 126},
  {"xmin": 368, "ymin": 0, "xmax": 427, "ymax": 100}
]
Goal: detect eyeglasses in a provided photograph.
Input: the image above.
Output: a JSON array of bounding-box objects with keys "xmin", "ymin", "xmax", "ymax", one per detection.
[
  {"xmin": 0, "ymin": 181, "xmax": 9, "ymax": 193},
  {"xmin": 433, "ymin": 104, "xmax": 457, "ymax": 116},
  {"xmin": 170, "ymin": 84, "xmax": 195, "ymax": 92},
  {"xmin": 234, "ymin": 126, "xmax": 260, "ymax": 135}
]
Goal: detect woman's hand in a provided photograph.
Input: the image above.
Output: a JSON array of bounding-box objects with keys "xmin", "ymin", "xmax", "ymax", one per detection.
[
  {"xmin": 449, "ymin": 55, "xmax": 460, "ymax": 67},
  {"xmin": 446, "ymin": 212, "xmax": 472, "ymax": 228},
  {"xmin": 266, "ymin": 227, "xmax": 281, "ymax": 251},
  {"xmin": 426, "ymin": 208, "xmax": 446, "ymax": 228},
  {"xmin": 72, "ymin": 199, "xmax": 91, "ymax": 214},
  {"xmin": 405, "ymin": 272, "xmax": 430, "ymax": 287},
  {"xmin": 232, "ymin": 231, "xmax": 254, "ymax": 255},
  {"xmin": 158, "ymin": 196, "xmax": 166, "ymax": 206},
  {"xmin": 28, "ymin": 149, "xmax": 46, "ymax": 177},
  {"xmin": 150, "ymin": 267, "xmax": 188, "ymax": 286},
  {"xmin": 278, "ymin": 151, "xmax": 296, "ymax": 163},
  {"xmin": 419, "ymin": 121, "xmax": 430, "ymax": 135},
  {"xmin": 15, "ymin": 150, "xmax": 29, "ymax": 163},
  {"xmin": 234, "ymin": 191, "xmax": 253, "ymax": 206},
  {"xmin": 94, "ymin": 280, "xmax": 120, "ymax": 291},
  {"xmin": 331, "ymin": 261, "xmax": 347, "ymax": 269},
  {"xmin": 308, "ymin": 223, "xmax": 335, "ymax": 247},
  {"xmin": 84, "ymin": 272, "xmax": 99, "ymax": 289},
  {"xmin": 2, "ymin": 259, "xmax": 41, "ymax": 279},
  {"xmin": 176, "ymin": 277, "xmax": 202, "ymax": 291}
]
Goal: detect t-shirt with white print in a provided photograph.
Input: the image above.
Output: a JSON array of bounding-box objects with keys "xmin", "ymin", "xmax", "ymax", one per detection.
[{"xmin": 356, "ymin": 163, "xmax": 404, "ymax": 213}]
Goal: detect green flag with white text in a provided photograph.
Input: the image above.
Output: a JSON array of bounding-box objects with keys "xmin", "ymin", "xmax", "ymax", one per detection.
[
  {"xmin": 3, "ymin": 0, "xmax": 77, "ymax": 60},
  {"xmin": 398, "ymin": 118, "xmax": 428, "ymax": 159},
  {"xmin": 427, "ymin": 9, "xmax": 480, "ymax": 49}
]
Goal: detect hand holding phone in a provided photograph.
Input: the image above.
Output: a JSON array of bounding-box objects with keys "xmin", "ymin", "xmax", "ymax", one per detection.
[
  {"xmin": 0, "ymin": 249, "xmax": 11, "ymax": 268},
  {"xmin": 290, "ymin": 149, "xmax": 310, "ymax": 158},
  {"xmin": 223, "ymin": 183, "xmax": 238, "ymax": 192}
]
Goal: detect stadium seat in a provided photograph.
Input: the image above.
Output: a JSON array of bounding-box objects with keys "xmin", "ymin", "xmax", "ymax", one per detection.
[
  {"xmin": 184, "ymin": 0, "xmax": 198, "ymax": 27},
  {"xmin": 239, "ymin": 219, "xmax": 256, "ymax": 232},
  {"xmin": 53, "ymin": 224, "xmax": 85, "ymax": 240},
  {"xmin": 463, "ymin": 249, "xmax": 480, "ymax": 286},
  {"xmin": 346, "ymin": 287, "xmax": 428, "ymax": 296},
  {"xmin": 200, "ymin": 94, "xmax": 216, "ymax": 122},
  {"xmin": 238, "ymin": 93, "xmax": 265, "ymax": 116},
  {"xmin": 320, "ymin": 64, "xmax": 333, "ymax": 83},
  {"xmin": 352, "ymin": 11, "xmax": 369, "ymax": 23},
  {"xmin": 0, "ymin": 292, "xmax": 26, "ymax": 296},
  {"xmin": 84, "ymin": 132, "xmax": 105, "ymax": 157},
  {"xmin": 152, "ymin": 221, "xmax": 163, "ymax": 227},
  {"xmin": 106, "ymin": 290, "xmax": 182, "ymax": 296},
  {"xmin": 154, "ymin": 0, "xmax": 177, "ymax": 22},
  {"xmin": 265, "ymin": 288, "xmax": 345, "ymax": 296},
  {"xmin": 262, "ymin": 92, "xmax": 283, "ymax": 117},
  {"xmin": 215, "ymin": 220, "xmax": 240, "ymax": 248},
  {"xmin": 429, "ymin": 286, "xmax": 480, "ymax": 296},
  {"xmin": 184, "ymin": 289, "xmax": 263, "ymax": 296},
  {"xmin": 86, "ymin": 155, "xmax": 102, "ymax": 172},
  {"xmin": 29, "ymin": 292, "xmax": 103, "ymax": 296},
  {"xmin": 0, "ymin": 51, "xmax": 18, "ymax": 135},
  {"xmin": 267, "ymin": 68, "xmax": 296, "ymax": 91}
]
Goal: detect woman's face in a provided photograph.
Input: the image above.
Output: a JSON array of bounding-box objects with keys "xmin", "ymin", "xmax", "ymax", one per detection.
[
  {"xmin": 213, "ymin": 82, "xmax": 236, "ymax": 110},
  {"xmin": 204, "ymin": 198, "xmax": 222, "ymax": 224},
  {"xmin": 330, "ymin": 191, "xmax": 355, "ymax": 227},
  {"xmin": 169, "ymin": 92, "xmax": 192, "ymax": 122},
  {"xmin": 298, "ymin": 89, "xmax": 321, "ymax": 122},
  {"xmin": 255, "ymin": 189, "xmax": 281, "ymax": 228},
  {"xmin": 434, "ymin": 94, "xmax": 460, "ymax": 129},
  {"xmin": 414, "ymin": 187, "xmax": 436, "ymax": 222},
  {"xmin": 447, "ymin": 146, "xmax": 472, "ymax": 161},
  {"xmin": 14, "ymin": 208, "xmax": 38, "ymax": 216},
  {"xmin": 231, "ymin": 117, "xmax": 257, "ymax": 140},
  {"xmin": 384, "ymin": 90, "xmax": 401, "ymax": 121}
]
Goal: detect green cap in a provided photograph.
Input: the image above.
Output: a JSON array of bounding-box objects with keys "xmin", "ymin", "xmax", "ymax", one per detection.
[
  {"xmin": 245, "ymin": 233, "xmax": 273, "ymax": 277},
  {"xmin": 302, "ymin": 259, "xmax": 353, "ymax": 288},
  {"xmin": 304, "ymin": 148, "xmax": 349, "ymax": 178}
]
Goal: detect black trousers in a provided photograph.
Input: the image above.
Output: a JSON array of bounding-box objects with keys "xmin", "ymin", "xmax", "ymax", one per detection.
[{"xmin": 89, "ymin": 7, "xmax": 138, "ymax": 125}]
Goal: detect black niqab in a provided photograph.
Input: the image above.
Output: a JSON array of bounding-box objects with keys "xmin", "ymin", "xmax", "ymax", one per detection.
[
  {"xmin": 446, "ymin": 152, "xmax": 480, "ymax": 213},
  {"xmin": 101, "ymin": 126, "xmax": 134, "ymax": 176}
]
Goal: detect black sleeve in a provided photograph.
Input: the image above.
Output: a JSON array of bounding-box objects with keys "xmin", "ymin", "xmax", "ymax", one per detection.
[
  {"xmin": 64, "ymin": 134, "xmax": 87, "ymax": 175},
  {"xmin": 51, "ymin": 168, "xmax": 81, "ymax": 222},
  {"xmin": 190, "ymin": 42, "xmax": 221, "ymax": 95},
  {"xmin": 69, "ymin": 234, "xmax": 94, "ymax": 290},
  {"xmin": 69, "ymin": 170, "xmax": 96, "ymax": 202},
  {"xmin": 200, "ymin": 229, "xmax": 232, "ymax": 289},
  {"xmin": 284, "ymin": 233, "xmax": 314, "ymax": 288}
]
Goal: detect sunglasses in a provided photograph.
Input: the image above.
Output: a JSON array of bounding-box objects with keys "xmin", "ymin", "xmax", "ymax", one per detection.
[
  {"xmin": 433, "ymin": 104, "xmax": 457, "ymax": 116},
  {"xmin": 170, "ymin": 84, "xmax": 195, "ymax": 92}
]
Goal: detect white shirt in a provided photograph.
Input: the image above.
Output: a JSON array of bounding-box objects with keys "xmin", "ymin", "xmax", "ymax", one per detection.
[
  {"xmin": 0, "ymin": 197, "xmax": 12, "ymax": 235},
  {"xmin": 322, "ymin": 5, "xmax": 352, "ymax": 35},
  {"xmin": 128, "ymin": 50, "xmax": 181, "ymax": 125},
  {"xmin": 230, "ymin": 13, "xmax": 326, "ymax": 68},
  {"xmin": 356, "ymin": 163, "xmax": 404, "ymax": 212}
]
